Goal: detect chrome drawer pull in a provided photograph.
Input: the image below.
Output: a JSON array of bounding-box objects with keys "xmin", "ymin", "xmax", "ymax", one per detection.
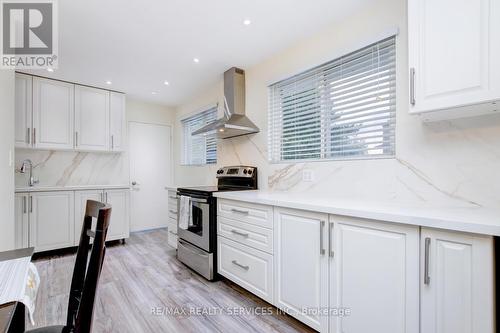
[
  {"xmin": 169, "ymin": 230, "xmax": 178, "ymax": 236},
  {"xmin": 424, "ymin": 237, "xmax": 431, "ymax": 285},
  {"xmin": 169, "ymin": 196, "xmax": 178, "ymax": 200},
  {"xmin": 231, "ymin": 260, "xmax": 249, "ymax": 270},
  {"xmin": 231, "ymin": 208, "xmax": 249, "ymax": 215},
  {"xmin": 231, "ymin": 230, "xmax": 249, "ymax": 238},
  {"xmin": 319, "ymin": 220, "xmax": 325, "ymax": 255},
  {"xmin": 169, "ymin": 210, "xmax": 177, "ymax": 214}
]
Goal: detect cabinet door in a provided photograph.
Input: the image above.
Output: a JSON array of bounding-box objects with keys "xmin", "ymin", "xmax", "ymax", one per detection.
[
  {"xmin": 32, "ymin": 77, "xmax": 74, "ymax": 150},
  {"xmin": 30, "ymin": 191, "xmax": 74, "ymax": 252},
  {"xmin": 74, "ymin": 190, "xmax": 103, "ymax": 245},
  {"xmin": 74, "ymin": 85, "xmax": 110, "ymax": 151},
  {"xmin": 408, "ymin": 0, "xmax": 500, "ymax": 117},
  {"xmin": 14, "ymin": 194, "xmax": 29, "ymax": 249},
  {"xmin": 105, "ymin": 189, "xmax": 130, "ymax": 241},
  {"xmin": 274, "ymin": 207, "xmax": 328, "ymax": 332},
  {"xmin": 109, "ymin": 92, "xmax": 126, "ymax": 152},
  {"xmin": 330, "ymin": 216, "xmax": 419, "ymax": 333},
  {"xmin": 15, "ymin": 74, "xmax": 33, "ymax": 148},
  {"xmin": 420, "ymin": 228, "xmax": 494, "ymax": 333}
]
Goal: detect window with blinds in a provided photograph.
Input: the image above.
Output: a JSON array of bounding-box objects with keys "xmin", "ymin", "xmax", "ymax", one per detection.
[
  {"xmin": 182, "ymin": 106, "xmax": 218, "ymax": 165},
  {"xmin": 268, "ymin": 36, "xmax": 396, "ymax": 162}
]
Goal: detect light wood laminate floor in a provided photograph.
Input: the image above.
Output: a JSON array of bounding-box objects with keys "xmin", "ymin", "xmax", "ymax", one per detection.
[{"xmin": 28, "ymin": 229, "xmax": 314, "ymax": 333}]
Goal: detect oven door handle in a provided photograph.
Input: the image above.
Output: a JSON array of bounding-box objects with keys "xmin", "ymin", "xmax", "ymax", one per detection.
[{"xmin": 190, "ymin": 197, "xmax": 208, "ymax": 204}]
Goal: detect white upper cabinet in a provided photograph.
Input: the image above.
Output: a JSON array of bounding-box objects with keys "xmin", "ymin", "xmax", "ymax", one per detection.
[
  {"xmin": 15, "ymin": 74, "xmax": 33, "ymax": 148},
  {"xmin": 109, "ymin": 92, "xmax": 126, "ymax": 152},
  {"xmin": 408, "ymin": 0, "xmax": 500, "ymax": 120},
  {"xmin": 420, "ymin": 228, "xmax": 494, "ymax": 333},
  {"xmin": 75, "ymin": 85, "xmax": 110, "ymax": 151},
  {"xmin": 330, "ymin": 216, "xmax": 419, "ymax": 333},
  {"xmin": 274, "ymin": 207, "xmax": 329, "ymax": 332},
  {"xmin": 32, "ymin": 77, "xmax": 75, "ymax": 149}
]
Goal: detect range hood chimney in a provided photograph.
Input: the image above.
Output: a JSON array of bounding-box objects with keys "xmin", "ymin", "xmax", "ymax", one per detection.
[{"xmin": 192, "ymin": 67, "xmax": 259, "ymax": 139}]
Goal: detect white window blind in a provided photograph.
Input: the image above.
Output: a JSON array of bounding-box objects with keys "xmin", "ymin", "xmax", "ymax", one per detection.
[
  {"xmin": 268, "ymin": 36, "xmax": 396, "ymax": 162},
  {"xmin": 182, "ymin": 107, "xmax": 217, "ymax": 165}
]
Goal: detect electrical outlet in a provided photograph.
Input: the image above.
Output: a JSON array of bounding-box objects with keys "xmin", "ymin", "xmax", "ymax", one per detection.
[{"xmin": 302, "ymin": 169, "xmax": 314, "ymax": 182}]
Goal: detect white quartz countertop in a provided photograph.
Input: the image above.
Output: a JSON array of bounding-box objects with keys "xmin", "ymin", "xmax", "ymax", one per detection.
[
  {"xmin": 214, "ymin": 191, "xmax": 500, "ymax": 236},
  {"xmin": 15, "ymin": 184, "xmax": 130, "ymax": 193}
]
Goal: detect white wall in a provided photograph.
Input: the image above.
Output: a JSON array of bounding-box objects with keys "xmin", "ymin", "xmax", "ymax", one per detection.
[
  {"xmin": 0, "ymin": 70, "xmax": 15, "ymax": 251},
  {"xmin": 174, "ymin": 0, "xmax": 500, "ymax": 212}
]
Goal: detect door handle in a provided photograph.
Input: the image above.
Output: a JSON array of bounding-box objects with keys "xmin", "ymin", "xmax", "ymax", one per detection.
[
  {"xmin": 424, "ymin": 237, "xmax": 431, "ymax": 285},
  {"xmin": 329, "ymin": 221, "xmax": 334, "ymax": 257},
  {"xmin": 131, "ymin": 181, "xmax": 139, "ymax": 186},
  {"xmin": 410, "ymin": 67, "xmax": 416, "ymax": 105},
  {"xmin": 231, "ymin": 260, "xmax": 249, "ymax": 270},
  {"xmin": 319, "ymin": 220, "xmax": 325, "ymax": 255}
]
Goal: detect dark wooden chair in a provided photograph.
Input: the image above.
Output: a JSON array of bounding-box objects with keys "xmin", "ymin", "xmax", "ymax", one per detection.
[{"xmin": 27, "ymin": 200, "xmax": 112, "ymax": 333}]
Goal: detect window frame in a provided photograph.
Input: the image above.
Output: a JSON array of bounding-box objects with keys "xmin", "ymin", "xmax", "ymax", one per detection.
[
  {"xmin": 181, "ymin": 105, "xmax": 218, "ymax": 166},
  {"xmin": 268, "ymin": 36, "xmax": 397, "ymax": 164}
]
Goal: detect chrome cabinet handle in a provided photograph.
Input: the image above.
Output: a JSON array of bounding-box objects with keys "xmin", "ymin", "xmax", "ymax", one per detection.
[
  {"xmin": 27, "ymin": 128, "xmax": 31, "ymax": 144},
  {"xmin": 23, "ymin": 196, "xmax": 27, "ymax": 214},
  {"xmin": 320, "ymin": 221, "xmax": 325, "ymax": 255},
  {"xmin": 111, "ymin": 135, "xmax": 114, "ymax": 150},
  {"xmin": 231, "ymin": 208, "xmax": 249, "ymax": 215},
  {"xmin": 169, "ymin": 230, "xmax": 178, "ymax": 236},
  {"xmin": 169, "ymin": 196, "xmax": 178, "ymax": 200},
  {"xmin": 33, "ymin": 128, "xmax": 36, "ymax": 145},
  {"xmin": 29, "ymin": 196, "xmax": 33, "ymax": 213},
  {"xmin": 231, "ymin": 230, "xmax": 249, "ymax": 238},
  {"xmin": 105, "ymin": 192, "xmax": 108, "ymax": 203},
  {"xmin": 329, "ymin": 221, "xmax": 334, "ymax": 257},
  {"xmin": 169, "ymin": 210, "xmax": 177, "ymax": 214},
  {"xmin": 424, "ymin": 237, "xmax": 431, "ymax": 285},
  {"xmin": 231, "ymin": 260, "xmax": 249, "ymax": 270},
  {"xmin": 410, "ymin": 67, "xmax": 416, "ymax": 106},
  {"xmin": 75, "ymin": 131, "xmax": 79, "ymax": 147}
]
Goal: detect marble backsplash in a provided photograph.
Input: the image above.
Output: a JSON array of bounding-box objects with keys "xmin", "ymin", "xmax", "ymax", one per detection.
[{"xmin": 15, "ymin": 149, "xmax": 129, "ymax": 187}]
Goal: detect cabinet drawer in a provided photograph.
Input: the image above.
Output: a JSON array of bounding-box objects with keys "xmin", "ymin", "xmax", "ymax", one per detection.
[
  {"xmin": 218, "ymin": 236, "xmax": 273, "ymax": 303},
  {"xmin": 167, "ymin": 229, "xmax": 178, "ymax": 249},
  {"xmin": 168, "ymin": 209, "xmax": 178, "ymax": 220},
  {"xmin": 168, "ymin": 218, "xmax": 177, "ymax": 234},
  {"xmin": 218, "ymin": 199, "xmax": 273, "ymax": 229},
  {"xmin": 218, "ymin": 216, "xmax": 273, "ymax": 254}
]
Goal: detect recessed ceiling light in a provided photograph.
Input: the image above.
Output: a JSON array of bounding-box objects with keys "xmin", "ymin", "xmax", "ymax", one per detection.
[
  {"xmin": 47, "ymin": 68, "xmax": 54, "ymax": 72},
  {"xmin": 151, "ymin": 91, "xmax": 158, "ymax": 95},
  {"xmin": 243, "ymin": 19, "xmax": 251, "ymax": 25},
  {"xmin": 193, "ymin": 58, "xmax": 200, "ymax": 63},
  {"xmin": 164, "ymin": 81, "xmax": 169, "ymax": 85},
  {"xmin": 106, "ymin": 80, "xmax": 112, "ymax": 85}
]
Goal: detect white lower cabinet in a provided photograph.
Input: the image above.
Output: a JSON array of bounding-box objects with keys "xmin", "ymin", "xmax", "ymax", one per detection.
[
  {"xmin": 30, "ymin": 191, "xmax": 75, "ymax": 252},
  {"xmin": 218, "ymin": 236, "xmax": 274, "ymax": 303},
  {"xmin": 105, "ymin": 189, "xmax": 130, "ymax": 241},
  {"xmin": 420, "ymin": 228, "xmax": 494, "ymax": 333},
  {"xmin": 274, "ymin": 207, "xmax": 329, "ymax": 332},
  {"xmin": 330, "ymin": 215, "xmax": 419, "ymax": 333},
  {"xmin": 15, "ymin": 188, "xmax": 130, "ymax": 252},
  {"xmin": 14, "ymin": 193, "xmax": 29, "ymax": 249}
]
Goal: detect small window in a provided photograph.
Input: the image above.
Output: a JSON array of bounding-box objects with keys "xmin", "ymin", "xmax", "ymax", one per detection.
[
  {"xmin": 268, "ymin": 36, "xmax": 396, "ymax": 162},
  {"xmin": 182, "ymin": 106, "xmax": 217, "ymax": 165}
]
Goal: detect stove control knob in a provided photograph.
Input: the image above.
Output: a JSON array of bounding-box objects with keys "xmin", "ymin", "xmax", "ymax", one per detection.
[
  {"xmin": 247, "ymin": 169, "xmax": 252, "ymax": 175},
  {"xmin": 243, "ymin": 169, "xmax": 248, "ymax": 174},
  {"xmin": 217, "ymin": 169, "xmax": 223, "ymax": 174}
]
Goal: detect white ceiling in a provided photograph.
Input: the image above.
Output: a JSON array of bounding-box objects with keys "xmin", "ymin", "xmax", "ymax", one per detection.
[{"xmin": 27, "ymin": 0, "xmax": 372, "ymax": 106}]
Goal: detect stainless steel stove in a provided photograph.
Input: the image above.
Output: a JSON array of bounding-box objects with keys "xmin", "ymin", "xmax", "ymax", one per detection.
[{"xmin": 176, "ymin": 166, "xmax": 257, "ymax": 280}]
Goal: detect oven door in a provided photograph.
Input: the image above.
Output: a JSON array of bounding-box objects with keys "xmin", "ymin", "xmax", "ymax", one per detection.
[{"xmin": 177, "ymin": 196, "xmax": 211, "ymax": 252}]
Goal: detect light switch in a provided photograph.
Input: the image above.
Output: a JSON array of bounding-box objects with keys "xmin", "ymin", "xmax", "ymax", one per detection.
[{"xmin": 302, "ymin": 169, "xmax": 314, "ymax": 182}]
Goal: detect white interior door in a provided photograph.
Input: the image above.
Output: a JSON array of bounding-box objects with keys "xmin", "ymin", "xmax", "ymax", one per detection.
[{"xmin": 129, "ymin": 122, "xmax": 171, "ymax": 231}]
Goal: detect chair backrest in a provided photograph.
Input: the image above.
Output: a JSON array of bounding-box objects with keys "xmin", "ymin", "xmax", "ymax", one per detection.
[{"xmin": 66, "ymin": 200, "xmax": 112, "ymax": 333}]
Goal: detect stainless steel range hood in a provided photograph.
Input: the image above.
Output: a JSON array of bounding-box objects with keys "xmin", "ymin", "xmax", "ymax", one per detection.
[{"xmin": 192, "ymin": 67, "xmax": 259, "ymax": 139}]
